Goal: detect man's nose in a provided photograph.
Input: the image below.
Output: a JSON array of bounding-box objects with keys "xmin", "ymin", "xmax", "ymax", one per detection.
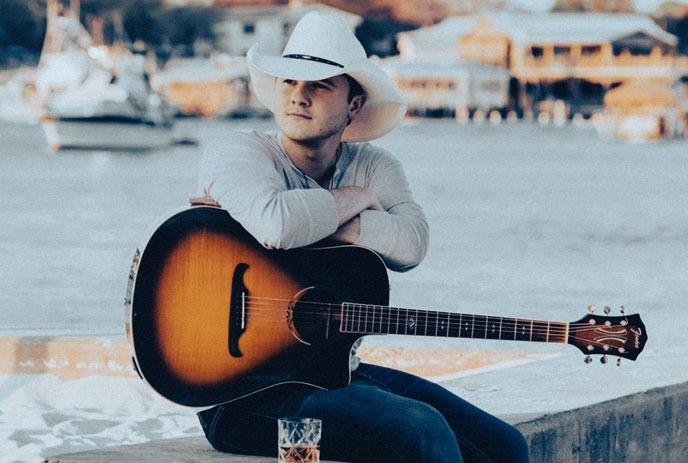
[{"xmin": 290, "ymin": 82, "xmax": 311, "ymax": 106}]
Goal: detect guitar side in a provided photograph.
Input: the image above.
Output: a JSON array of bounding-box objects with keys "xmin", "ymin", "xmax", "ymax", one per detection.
[{"xmin": 127, "ymin": 206, "xmax": 389, "ymax": 407}]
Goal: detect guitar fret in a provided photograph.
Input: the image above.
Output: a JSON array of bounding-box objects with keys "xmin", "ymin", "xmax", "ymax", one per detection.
[
  {"xmin": 369, "ymin": 305, "xmax": 375, "ymax": 334},
  {"xmin": 424, "ymin": 310, "xmax": 429, "ymax": 336},
  {"xmin": 529, "ymin": 319, "xmax": 534, "ymax": 342},
  {"xmin": 376, "ymin": 306, "xmax": 382, "ymax": 334},
  {"xmin": 546, "ymin": 321, "xmax": 550, "ymax": 342},
  {"xmin": 396, "ymin": 307, "xmax": 400, "ymax": 334},
  {"xmin": 513, "ymin": 318, "xmax": 518, "ymax": 340},
  {"xmin": 347, "ymin": 304, "xmax": 351, "ymax": 333},
  {"xmin": 470, "ymin": 314, "xmax": 475, "ymax": 338},
  {"xmin": 356, "ymin": 304, "xmax": 365, "ymax": 333},
  {"xmin": 499, "ymin": 317, "xmax": 503, "ymax": 339},
  {"xmin": 414, "ymin": 309, "xmax": 419, "ymax": 335}
]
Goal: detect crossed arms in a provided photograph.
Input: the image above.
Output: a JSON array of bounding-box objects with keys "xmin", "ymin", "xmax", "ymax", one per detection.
[{"xmin": 197, "ymin": 131, "xmax": 429, "ymax": 272}]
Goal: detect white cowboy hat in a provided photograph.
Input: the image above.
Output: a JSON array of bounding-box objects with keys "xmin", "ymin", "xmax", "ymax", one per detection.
[{"xmin": 247, "ymin": 10, "xmax": 408, "ymax": 142}]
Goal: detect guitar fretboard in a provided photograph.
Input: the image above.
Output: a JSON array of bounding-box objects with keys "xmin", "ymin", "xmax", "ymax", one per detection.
[{"xmin": 340, "ymin": 303, "xmax": 568, "ymax": 344}]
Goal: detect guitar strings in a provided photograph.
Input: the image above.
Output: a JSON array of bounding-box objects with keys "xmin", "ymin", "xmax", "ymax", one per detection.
[
  {"xmin": 229, "ymin": 296, "xmax": 627, "ymax": 331},
  {"xmin": 230, "ymin": 301, "xmax": 624, "ymax": 334},
  {"xmin": 234, "ymin": 294, "xmax": 628, "ymax": 328},
  {"xmin": 210, "ymin": 298, "xmax": 628, "ymax": 341}
]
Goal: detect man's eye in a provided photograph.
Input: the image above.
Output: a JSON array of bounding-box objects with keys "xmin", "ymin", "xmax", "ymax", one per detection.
[{"xmin": 283, "ymin": 79, "xmax": 295, "ymax": 85}]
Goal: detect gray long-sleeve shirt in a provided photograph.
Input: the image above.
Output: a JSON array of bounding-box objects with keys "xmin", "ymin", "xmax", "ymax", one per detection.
[
  {"xmin": 197, "ymin": 129, "xmax": 429, "ymax": 370},
  {"xmin": 197, "ymin": 129, "xmax": 429, "ymax": 271}
]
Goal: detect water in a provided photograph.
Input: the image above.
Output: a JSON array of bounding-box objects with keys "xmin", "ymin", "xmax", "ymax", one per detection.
[
  {"xmin": 1, "ymin": 118, "xmax": 687, "ymax": 408},
  {"xmin": 1, "ymin": 118, "xmax": 688, "ymax": 463}
]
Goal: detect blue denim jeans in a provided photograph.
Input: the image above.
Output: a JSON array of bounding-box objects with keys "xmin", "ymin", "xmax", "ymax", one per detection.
[{"xmin": 197, "ymin": 363, "xmax": 529, "ymax": 462}]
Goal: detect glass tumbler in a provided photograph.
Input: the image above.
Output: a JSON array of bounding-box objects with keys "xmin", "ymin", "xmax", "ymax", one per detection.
[{"xmin": 277, "ymin": 417, "xmax": 322, "ymax": 463}]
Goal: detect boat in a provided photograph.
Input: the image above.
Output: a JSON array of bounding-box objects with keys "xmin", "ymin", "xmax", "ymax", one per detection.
[
  {"xmin": 0, "ymin": 67, "xmax": 40, "ymax": 123},
  {"xmin": 153, "ymin": 55, "xmax": 244, "ymax": 118},
  {"xmin": 37, "ymin": 1, "xmax": 175, "ymax": 151}
]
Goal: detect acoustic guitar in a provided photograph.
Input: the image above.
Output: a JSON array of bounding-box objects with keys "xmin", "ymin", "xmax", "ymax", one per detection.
[{"xmin": 125, "ymin": 206, "xmax": 647, "ymax": 407}]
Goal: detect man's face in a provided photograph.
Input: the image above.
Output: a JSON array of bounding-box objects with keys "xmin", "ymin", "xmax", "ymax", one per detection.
[{"xmin": 274, "ymin": 75, "xmax": 362, "ymax": 144}]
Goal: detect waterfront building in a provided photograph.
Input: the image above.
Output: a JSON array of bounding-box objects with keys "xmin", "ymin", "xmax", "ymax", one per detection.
[
  {"xmin": 151, "ymin": 3, "xmax": 359, "ymax": 116},
  {"xmin": 379, "ymin": 56, "xmax": 510, "ymax": 118},
  {"xmin": 456, "ymin": 12, "xmax": 680, "ymax": 117},
  {"xmin": 396, "ymin": 16, "xmax": 478, "ymax": 60},
  {"xmin": 151, "ymin": 55, "xmax": 259, "ymax": 117},
  {"xmin": 212, "ymin": 3, "xmax": 361, "ymax": 57}
]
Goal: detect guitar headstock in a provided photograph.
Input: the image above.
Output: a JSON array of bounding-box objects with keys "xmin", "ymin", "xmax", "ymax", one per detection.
[{"xmin": 568, "ymin": 305, "xmax": 647, "ymax": 365}]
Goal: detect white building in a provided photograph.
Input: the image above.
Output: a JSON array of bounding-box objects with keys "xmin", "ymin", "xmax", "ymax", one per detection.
[
  {"xmin": 396, "ymin": 16, "xmax": 479, "ymax": 60},
  {"xmin": 213, "ymin": 4, "xmax": 361, "ymax": 57},
  {"xmin": 380, "ymin": 56, "xmax": 511, "ymax": 116}
]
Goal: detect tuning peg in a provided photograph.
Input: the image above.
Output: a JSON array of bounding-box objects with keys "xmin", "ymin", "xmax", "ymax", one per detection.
[
  {"xmin": 587, "ymin": 305, "xmax": 596, "ymax": 314},
  {"xmin": 620, "ymin": 305, "xmax": 626, "ymax": 315},
  {"xmin": 600, "ymin": 355, "xmax": 608, "ymax": 364},
  {"xmin": 617, "ymin": 358, "xmax": 622, "ymax": 367},
  {"xmin": 604, "ymin": 305, "xmax": 611, "ymax": 315},
  {"xmin": 584, "ymin": 355, "xmax": 593, "ymax": 364}
]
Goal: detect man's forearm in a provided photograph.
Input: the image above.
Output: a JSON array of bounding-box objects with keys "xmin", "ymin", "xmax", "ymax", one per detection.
[
  {"xmin": 329, "ymin": 186, "xmax": 382, "ymax": 226},
  {"xmin": 330, "ymin": 216, "xmax": 361, "ymax": 243}
]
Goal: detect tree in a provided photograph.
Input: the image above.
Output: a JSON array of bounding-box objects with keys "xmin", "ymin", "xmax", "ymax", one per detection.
[
  {"xmin": 0, "ymin": 0, "xmax": 43, "ymax": 50},
  {"xmin": 122, "ymin": 0, "xmax": 164, "ymax": 45},
  {"xmin": 666, "ymin": 14, "xmax": 688, "ymax": 55}
]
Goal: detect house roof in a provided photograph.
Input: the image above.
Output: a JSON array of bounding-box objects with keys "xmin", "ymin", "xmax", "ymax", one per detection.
[
  {"xmin": 484, "ymin": 12, "xmax": 678, "ymax": 46},
  {"xmin": 396, "ymin": 16, "xmax": 478, "ymax": 58},
  {"xmin": 397, "ymin": 12, "xmax": 678, "ymax": 53}
]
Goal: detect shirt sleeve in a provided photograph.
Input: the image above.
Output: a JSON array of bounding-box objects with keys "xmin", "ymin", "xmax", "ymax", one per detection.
[
  {"xmin": 197, "ymin": 131, "xmax": 338, "ymax": 249},
  {"xmin": 355, "ymin": 147, "xmax": 429, "ymax": 272}
]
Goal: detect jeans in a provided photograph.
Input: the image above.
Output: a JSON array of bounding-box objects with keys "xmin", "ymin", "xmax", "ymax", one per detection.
[{"xmin": 197, "ymin": 362, "xmax": 529, "ymax": 463}]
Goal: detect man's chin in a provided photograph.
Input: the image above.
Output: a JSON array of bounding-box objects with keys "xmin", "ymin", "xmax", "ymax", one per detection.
[{"xmin": 279, "ymin": 125, "xmax": 320, "ymax": 143}]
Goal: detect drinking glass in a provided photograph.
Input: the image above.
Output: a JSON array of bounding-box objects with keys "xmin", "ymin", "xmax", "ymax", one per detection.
[{"xmin": 277, "ymin": 417, "xmax": 322, "ymax": 463}]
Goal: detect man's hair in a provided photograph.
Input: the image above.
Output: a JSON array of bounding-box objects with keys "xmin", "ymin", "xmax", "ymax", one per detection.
[{"xmin": 344, "ymin": 74, "xmax": 365, "ymax": 103}]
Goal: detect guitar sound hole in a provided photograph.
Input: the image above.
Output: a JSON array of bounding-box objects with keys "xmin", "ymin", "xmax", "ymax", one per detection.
[{"xmin": 288, "ymin": 286, "xmax": 339, "ymax": 345}]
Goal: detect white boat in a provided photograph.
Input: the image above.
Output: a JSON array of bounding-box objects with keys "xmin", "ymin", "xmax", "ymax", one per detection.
[
  {"xmin": 37, "ymin": 1, "xmax": 175, "ymax": 151},
  {"xmin": 0, "ymin": 67, "xmax": 40, "ymax": 123}
]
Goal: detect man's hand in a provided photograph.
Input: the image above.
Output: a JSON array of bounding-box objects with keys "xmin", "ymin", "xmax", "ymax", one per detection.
[{"xmin": 329, "ymin": 186, "xmax": 383, "ymax": 227}]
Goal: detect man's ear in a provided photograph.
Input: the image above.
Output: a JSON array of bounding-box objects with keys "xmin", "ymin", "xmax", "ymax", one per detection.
[{"xmin": 348, "ymin": 94, "xmax": 367, "ymax": 120}]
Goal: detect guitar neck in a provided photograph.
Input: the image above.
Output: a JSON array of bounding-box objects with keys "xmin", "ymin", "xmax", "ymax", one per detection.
[{"xmin": 340, "ymin": 302, "xmax": 568, "ymax": 344}]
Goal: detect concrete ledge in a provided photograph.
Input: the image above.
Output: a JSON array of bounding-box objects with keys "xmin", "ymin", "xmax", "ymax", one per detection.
[
  {"xmin": 43, "ymin": 437, "xmax": 343, "ymax": 463},
  {"xmin": 45, "ymin": 381, "xmax": 688, "ymax": 462}
]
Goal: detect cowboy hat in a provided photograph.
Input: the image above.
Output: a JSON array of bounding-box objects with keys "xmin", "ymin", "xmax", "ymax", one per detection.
[{"xmin": 247, "ymin": 10, "xmax": 408, "ymax": 142}]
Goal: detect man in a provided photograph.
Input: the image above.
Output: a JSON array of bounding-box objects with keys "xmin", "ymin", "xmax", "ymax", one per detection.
[{"xmin": 196, "ymin": 11, "xmax": 529, "ymax": 463}]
